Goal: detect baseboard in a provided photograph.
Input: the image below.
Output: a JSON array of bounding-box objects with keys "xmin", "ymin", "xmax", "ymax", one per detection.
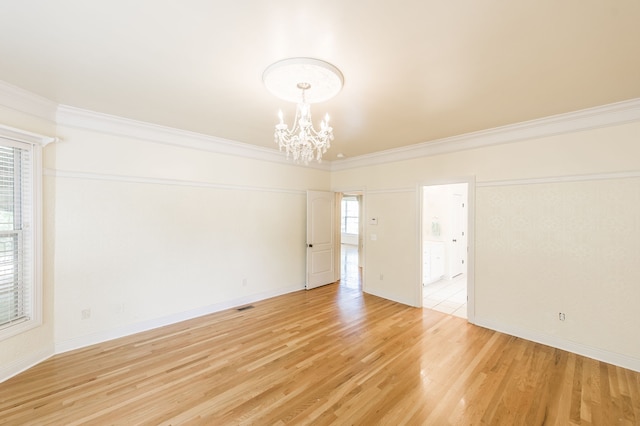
[
  {"xmin": 364, "ymin": 287, "xmax": 421, "ymax": 308},
  {"xmin": 474, "ymin": 316, "xmax": 640, "ymax": 373},
  {"xmin": 0, "ymin": 346, "xmax": 54, "ymax": 383},
  {"xmin": 55, "ymin": 284, "xmax": 304, "ymax": 355}
]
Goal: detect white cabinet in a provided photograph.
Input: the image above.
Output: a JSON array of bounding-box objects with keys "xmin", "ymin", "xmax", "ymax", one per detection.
[{"xmin": 423, "ymin": 241, "xmax": 445, "ymax": 284}]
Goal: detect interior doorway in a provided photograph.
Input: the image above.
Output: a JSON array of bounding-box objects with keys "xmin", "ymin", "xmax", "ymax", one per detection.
[
  {"xmin": 422, "ymin": 183, "xmax": 469, "ymax": 318},
  {"xmin": 339, "ymin": 193, "xmax": 363, "ymax": 290}
]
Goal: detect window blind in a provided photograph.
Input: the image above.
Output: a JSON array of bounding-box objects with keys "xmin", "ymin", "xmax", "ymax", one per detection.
[{"xmin": 0, "ymin": 142, "xmax": 32, "ymax": 329}]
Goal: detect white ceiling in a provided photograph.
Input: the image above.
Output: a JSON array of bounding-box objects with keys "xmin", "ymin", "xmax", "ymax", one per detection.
[{"xmin": 1, "ymin": 1, "xmax": 639, "ymax": 160}]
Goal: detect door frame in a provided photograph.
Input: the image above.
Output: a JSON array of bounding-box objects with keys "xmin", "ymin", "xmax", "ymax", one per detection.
[{"xmin": 419, "ymin": 177, "xmax": 476, "ymax": 323}]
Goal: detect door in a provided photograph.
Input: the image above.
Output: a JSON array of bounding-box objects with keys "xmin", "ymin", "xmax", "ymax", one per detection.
[
  {"xmin": 450, "ymin": 193, "xmax": 465, "ymax": 278},
  {"xmin": 306, "ymin": 190, "xmax": 335, "ymax": 289}
]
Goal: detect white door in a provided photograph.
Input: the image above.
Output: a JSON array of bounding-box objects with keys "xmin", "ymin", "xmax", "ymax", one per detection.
[
  {"xmin": 306, "ymin": 190, "xmax": 335, "ymax": 289},
  {"xmin": 450, "ymin": 193, "xmax": 465, "ymax": 278}
]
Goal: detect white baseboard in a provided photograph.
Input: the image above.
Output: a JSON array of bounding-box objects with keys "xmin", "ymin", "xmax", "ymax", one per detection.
[
  {"xmin": 363, "ymin": 287, "xmax": 421, "ymax": 308},
  {"xmin": 55, "ymin": 284, "xmax": 304, "ymax": 355},
  {"xmin": 474, "ymin": 316, "xmax": 640, "ymax": 373},
  {"xmin": 0, "ymin": 346, "xmax": 54, "ymax": 383}
]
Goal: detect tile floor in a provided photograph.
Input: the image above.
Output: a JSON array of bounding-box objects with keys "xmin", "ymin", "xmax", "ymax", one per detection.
[
  {"xmin": 341, "ymin": 243, "xmax": 467, "ymax": 319},
  {"xmin": 423, "ymin": 274, "xmax": 467, "ymax": 319}
]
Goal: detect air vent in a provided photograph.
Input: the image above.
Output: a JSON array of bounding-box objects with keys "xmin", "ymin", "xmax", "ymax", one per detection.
[{"xmin": 236, "ymin": 305, "xmax": 254, "ymax": 311}]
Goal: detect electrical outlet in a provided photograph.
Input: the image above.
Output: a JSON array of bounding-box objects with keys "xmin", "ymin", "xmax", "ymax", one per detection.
[
  {"xmin": 379, "ymin": 274, "xmax": 384, "ymax": 280},
  {"xmin": 558, "ymin": 312, "xmax": 566, "ymax": 321},
  {"xmin": 242, "ymin": 278, "xmax": 248, "ymax": 286},
  {"xmin": 81, "ymin": 309, "xmax": 91, "ymax": 320}
]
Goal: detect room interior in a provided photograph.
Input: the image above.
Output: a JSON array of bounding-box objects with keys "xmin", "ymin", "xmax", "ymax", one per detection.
[{"xmin": 0, "ymin": 0, "xmax": 639, "ymax": 422}]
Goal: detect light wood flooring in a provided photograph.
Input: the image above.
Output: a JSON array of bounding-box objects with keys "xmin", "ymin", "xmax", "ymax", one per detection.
[{"xmin": 1, "ymin": 283, "xmax": 639, "ymax": 425}]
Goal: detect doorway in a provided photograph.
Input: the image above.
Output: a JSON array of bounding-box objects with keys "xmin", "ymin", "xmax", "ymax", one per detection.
[
  {"xmin": 422, "ymin": 183, "xmax": 470, "ymax": 318},
  {"xmin": 339, "ymin": 193, "xmax": 363, "ymax": 290}
]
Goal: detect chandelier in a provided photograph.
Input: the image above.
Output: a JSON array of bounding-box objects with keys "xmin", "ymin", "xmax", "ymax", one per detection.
[{"xmin": 263, "ymin": 58, "xmax": 344, "ymax": 164}]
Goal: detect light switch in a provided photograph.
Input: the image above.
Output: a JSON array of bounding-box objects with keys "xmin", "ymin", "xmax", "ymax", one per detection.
[{"xmin": 370, "ymin": 233, "xmax": 377, "ymax": 241}]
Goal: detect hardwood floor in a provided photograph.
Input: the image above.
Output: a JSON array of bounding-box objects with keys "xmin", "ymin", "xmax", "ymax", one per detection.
[{"xmin": 1, "ymin": 283, "xmax": 639, "ymax": 425}]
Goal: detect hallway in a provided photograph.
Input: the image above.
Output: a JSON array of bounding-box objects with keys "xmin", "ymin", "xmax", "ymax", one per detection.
[{"xmin": 340, "ymin": 244, "xmax": 361, "ymax": 289}]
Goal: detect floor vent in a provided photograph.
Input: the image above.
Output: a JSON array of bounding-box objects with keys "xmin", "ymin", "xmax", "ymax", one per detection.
[{"xmin": 237, "ymin": 305, "xmax": 254, "ymax": 311}]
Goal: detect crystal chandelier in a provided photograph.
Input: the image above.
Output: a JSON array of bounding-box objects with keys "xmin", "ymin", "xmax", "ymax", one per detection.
[
  {"xmin": 263, "ymin": 58, "xmax": 343, "ymax": 165},
  {"xmin": 274, "ymin": 83, "xmax": 333, "ymax": 164}
]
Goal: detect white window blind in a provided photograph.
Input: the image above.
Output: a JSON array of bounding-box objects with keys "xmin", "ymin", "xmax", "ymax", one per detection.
[{"xmin": 0, "ymin": 141, "xmax": 33, "ymax": 330}]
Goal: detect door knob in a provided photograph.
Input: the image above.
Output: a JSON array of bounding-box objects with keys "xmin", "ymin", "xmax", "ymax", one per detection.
[{"xmin": 308, "ymin": 244, "xmax": 313, "ymax": 248}]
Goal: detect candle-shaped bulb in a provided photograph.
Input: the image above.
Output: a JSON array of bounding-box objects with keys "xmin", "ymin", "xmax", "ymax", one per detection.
[{"xmin": 278, "ymin": 109, "xmax": 284, "ymax": 124}]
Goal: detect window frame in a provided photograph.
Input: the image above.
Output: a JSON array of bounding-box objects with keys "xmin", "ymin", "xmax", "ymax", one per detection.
[{"xmin": 0, "ymin": 124, "xmax": 53, "ymax": 341}]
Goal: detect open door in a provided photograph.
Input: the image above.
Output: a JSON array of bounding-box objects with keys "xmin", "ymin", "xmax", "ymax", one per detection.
[
  {"xmin": 450, "ymin": 193, "xmax": 466, "ymax": 278},
  {"xmin": 306, "ymin": 190, "xmax": 336, "ymax": 289}
]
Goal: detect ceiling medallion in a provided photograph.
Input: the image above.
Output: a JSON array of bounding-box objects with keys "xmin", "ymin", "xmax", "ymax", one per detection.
[{"xmin": 263, "ymin": 58, "xmax": 344, "ymax": 164}]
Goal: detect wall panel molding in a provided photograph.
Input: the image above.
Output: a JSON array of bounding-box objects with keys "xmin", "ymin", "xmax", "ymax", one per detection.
[
  {"xmin": 365, "ymin": 188, "xmax": 415, "ymax": 194},
  {"xmin": 477, "ymin": 170, "xmax": 640, "ymax": 187},
  {"xmin": 44, "ymin": 169, "xmax": 306, "ymax": 195}
]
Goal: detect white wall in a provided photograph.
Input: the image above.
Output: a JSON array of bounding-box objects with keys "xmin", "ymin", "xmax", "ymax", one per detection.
[
  {"xmin": 0, "ymin": 85, "xmax": 331, "ymax": 380},
  {"xmin": 51, "ymin": 124, "xmax": 331, "ymax": 351},
  {"xmin": 476, "ymin": 178, "xmax": 640, "ymax": 360},
  {"xmin": 0, "ymin": 104, "xmax": 57, "ymax": 380},
  {"xmin": 332, "ymin": 121, "xmax": 640, "ymax": 371},
  {"xmin": 362, "ymin": 190, "xmax": 420, "ymax": 306}
]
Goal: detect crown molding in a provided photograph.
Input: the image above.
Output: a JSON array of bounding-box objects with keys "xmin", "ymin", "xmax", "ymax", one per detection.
[
  {"xmin": 2, "ymin": 78, "xmax": 639, "ymax": 172},
  {"xmin": 330, "ymin": 98, "xmax": 640, "ymax": 171},
  {"xmin": 0, "ymin": 80, "xmax": 58, "ymax": 122},
  {"xmin": 56, "ymin": 105, "xmax": 331, "ymax": 171},
  {"xmin": 0, "ymin": 78, "xmax": 330, "ymax": 169}
]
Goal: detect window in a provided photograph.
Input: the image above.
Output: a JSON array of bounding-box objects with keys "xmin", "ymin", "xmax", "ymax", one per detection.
[
  {"xmin": 341, "ymin": 196, "xmax": 359, "ymax": 235},
  {"xmin": 0, "ymin": 133, "xmax": 42, "ymax": 340}
]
